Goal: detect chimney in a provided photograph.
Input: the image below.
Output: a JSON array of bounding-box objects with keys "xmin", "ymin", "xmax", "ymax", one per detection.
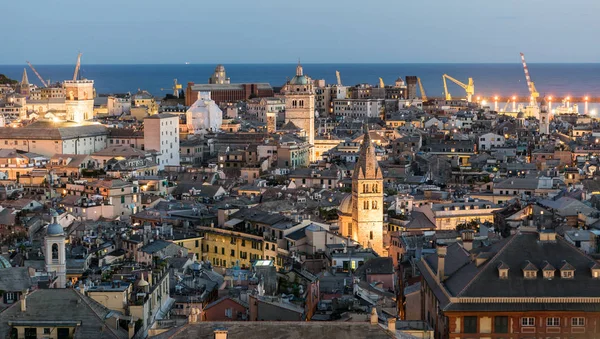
[
  {"xmin": 387, "ymin": 318, "xmax": 397, "ymax": 333},
  {"xmin": 437, "ymin": 245, "xmax": 447, "ymax": 281},
  {"xmin": 370, "ymin": 307, "xmax": 378, "ymax": 325},
  {"xmin": 461, "ymin": 230, "xmax": 474, "ymax": 252},
  {"xmin": 20, "ymin": 295, "xmax": 26, "ymax": 312},
  {"xmin": 214, "ymin": 330, "xmax": 228, "ymax": 339},
  {"xmin": 128, "ymin": 322, "xmax": 135, "ymax": 339}
]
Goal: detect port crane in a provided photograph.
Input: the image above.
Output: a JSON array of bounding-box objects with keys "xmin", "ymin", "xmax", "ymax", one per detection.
[
  {"xmin": 73, "ymin": 53, "xmax": 82, "ymax": 81},
  {"xmin": 335, "ymin": 71, "xmax": 342, "ymax": 86},
  {"xmin": 442, "ymin": 74, "xmax": 474, "ymax": 102},
  {"xmin": 160, "ymin": 79, "xmax": 183, "ymax": 98},
  {"xmin": 379, "ymin": 78, "xmax": 385, "ymax": 88},
  {"xmin": 417, "ymin": 77, "xmax": 427, "ymax": 101},
  {"xmin": 25, "ymin": 61, "xmax": 48, "ymax": 87},
  {"xmin": 519, "ymin": 52, "xmax": 539, "ymax": 107},
  {"xmin": 501, "ymin": 99, "xmax": 511, "ymax": 112}
]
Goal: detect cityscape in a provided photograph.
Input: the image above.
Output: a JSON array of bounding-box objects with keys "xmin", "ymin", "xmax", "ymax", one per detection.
[{"xmin": 3, "ymin": 1, "xmax": 600, "ymax": 339}]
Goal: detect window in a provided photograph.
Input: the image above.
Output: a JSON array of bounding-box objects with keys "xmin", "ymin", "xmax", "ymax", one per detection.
[
  {"xmin": 44, "ymin": 328, "xmax": 51, "ymax": 334},
  {"xmin": 562, "ymin": 270, "xmax": 574, "ymax": 279},
  {"xmin": 521, "ymin": 317, "xmax": 535, "ymax": 326},
  {"xmin": 231, "ymin": 249, "xmax": 235, "ymax": 257},
  {"xmin": 214, "ymin": 246, "xmax": 217, "ymax": 253},
  {"xmin": 372, "ymin": 201, "xmax": 377, "ymax": 209},
  {"xmin": 364, "ymin": 201, "xmax": 369, "ymax": 210},
  {"xmin": 225, "ymin": 308, "xmax": 233, "ymax": 318},
  {"xmin": 221, "ymin": 248, "xmax": 225, "ymax": 255},
  {"xmin": 195, "ymin": 240, "xmax": 199, "ymax": 248},
  {"xmin": 572, "ymin": 317, "xmax": 585, "ymax": 326},
  {"xmin": 494, "ymin": 316, "xmax": 508, "ymax": 333},
  {"xmin": 464, "ymin": 316, "xmax": 477, "ymax": 333},
  {"xmin": 547, "ymin": 317, "xmax": 560, "ymax": 327}
]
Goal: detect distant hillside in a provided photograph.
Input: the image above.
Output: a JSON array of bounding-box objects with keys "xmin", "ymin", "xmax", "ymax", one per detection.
[{"xmin": 0, "ymin": 74, "xmax": 17, "ymax": 85}]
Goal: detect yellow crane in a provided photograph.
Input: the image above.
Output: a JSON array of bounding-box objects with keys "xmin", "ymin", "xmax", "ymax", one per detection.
[
  {"xmin": 335, "ymin": 71, "xmax": 342, "ymax": 86},
  {"xmin": 442, "ymin": 74, "xmax": 474, "ymax": 102},
  {"xmin": 417, "ymin": 77, "xmax": 427, "ymax": 101},
  {"xmin": 73, "ymin": 52, "xmax": 82, "ymax": 81},
  {"xmin": 379, "ymin": 77, "xmax": 385, "ymax": 88},
  {"xmin": 161, "ymin": 79, "xmax": 183, "ymax": 98}
]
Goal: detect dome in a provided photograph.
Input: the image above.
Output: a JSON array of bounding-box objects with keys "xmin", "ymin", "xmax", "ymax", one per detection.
[
  {"xmin": 46, "ymin": 212, "xmax": 64, "ymax": 237},
  {"xmin": 289, "ymin": 75, "xmax": 309, "ymax": 85},
  {"xmin": 338, "ymin": 195, "xmax": 352, "ymax": 216},
  {"xmin": 0, "ymin": 255, "xmax": 11, "ymax": 269},
  {"xmin": 517, "ymin": 111, "xmax": 525, "ymax": 119}
]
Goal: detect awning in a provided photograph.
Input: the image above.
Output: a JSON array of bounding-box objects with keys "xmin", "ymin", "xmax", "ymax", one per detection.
[{"xmin": 224, "ymin": 218, "xmax": 243, "ymax": 228}]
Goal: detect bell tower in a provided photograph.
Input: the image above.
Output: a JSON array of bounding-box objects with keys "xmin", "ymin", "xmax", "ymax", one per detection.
[
  {"xmin": 351, "ymin": 125, "xmax": 384, "ymax": 255},
  {"xmin": 282, "ymin": 62, "xmax": 315, "ymax": 161},
  {"xmin": 539, "ymin": 97, "xmax": 550, "ymax": 135},
  {"xmin": 45, "ymin": 212, "xmax": 66, "ymax": 288}
]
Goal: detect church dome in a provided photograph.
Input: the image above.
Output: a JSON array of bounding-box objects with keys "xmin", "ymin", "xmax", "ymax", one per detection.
[
  {"xmin": 289, "ymin": 75, "xmax": 309, "ymax": 85},
  {"xmin": 517, "ymin": 111, "xmax": 525, "ymax": 119},
  {"xmin": 338, "ymin": 195, "xmax": 352, "ymax": 216},
  {"xmin": 47, "ymin": 212, "xmax": 64, "ymax": 237}
]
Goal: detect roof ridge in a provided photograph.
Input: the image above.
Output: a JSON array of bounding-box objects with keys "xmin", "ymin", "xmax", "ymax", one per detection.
[{"xmin": 455, "ymin": 234, "xmax": 519, "ymax": 297}]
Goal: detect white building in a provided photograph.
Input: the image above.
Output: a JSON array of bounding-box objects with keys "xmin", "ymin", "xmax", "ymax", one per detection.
[
  {"xmin": 186, "ymin": 92, "xmax": 223, "ymax": 133},
  {"xmin": 64, "ymin": 80, "xmax": 95, "ymax": 123},
  {"xmin": 333, "ymin": 99, "xmax": 383, "ymax": 119},
  {"xmin": 45, "ymin": 212, "xmax": 67, "ymax": 288},
  {"xmin": 144, "ymin": 113, "xmax": 180, "ymax": 169},
  {"xmin": 107, "ymin": 95, "xmax": 131, "ymax": 116},
  {"xmin": 478, "ymin": 132, "xmax": 506, "ymax": 151}
]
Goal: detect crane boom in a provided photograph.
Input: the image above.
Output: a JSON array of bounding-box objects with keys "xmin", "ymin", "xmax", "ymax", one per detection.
[
  {"xmin": 417, "ymin": 77, "xmax": 427, "ymax": 101},
  {"xmin": 443, "ymin": 75, "xmax": 451, "ymax": 100},
  {"xmin": 502, "ymin": 99, "xmax": 510, "ymax": 112},
  {"xmin": 379, "ymin": 77, "xmax": 385, "ymax": 88},
  {"xmin": 73, "ymin": 53, "xmax": 82, "ymax": 81},
  {"xmin": 442, "ymin": 74, "xmax": 474, "ymax": 102},
  {"xmin": 335, "ymin": 71, "xmax": 342, "ymax": 86},
  {"xmin": 519, "ymin": 52, "xmax": 539, "ymax": 106},
  {"xmin": 26, "ymin": 61, "xmax": 48, "ymax": 87}
]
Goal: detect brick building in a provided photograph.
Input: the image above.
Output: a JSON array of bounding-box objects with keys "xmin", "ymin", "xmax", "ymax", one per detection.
[
  {"xmin": 185, "ymin": 83, "xmax": 274, "ymax": 105},
  {"xmin": 417, "ymin": 228, "xmax": 600, "ymax": 338}
]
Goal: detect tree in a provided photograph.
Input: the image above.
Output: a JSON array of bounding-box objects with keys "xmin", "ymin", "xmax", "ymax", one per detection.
[{"xmin": 456, "ymin": 220, "xmax": 479, "ymax": 231}]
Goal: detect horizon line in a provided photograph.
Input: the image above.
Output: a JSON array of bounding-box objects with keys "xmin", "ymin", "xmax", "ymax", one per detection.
[{"xmin": 3, "ymin": 61, "xmax": 600, "ymax": 66}]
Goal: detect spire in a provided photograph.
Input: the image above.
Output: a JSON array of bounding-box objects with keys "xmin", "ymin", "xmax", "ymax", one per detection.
[
  {"xmin": 21, "ymin": 68, "xmax": 29, "ymax": 85},
  {"xmin": 296, "ymin": 59, "xmax": 303, "ymax": 76},
  {"xmin": 353, "ymin": 124, "xmax": 382, "ymax": 180}
]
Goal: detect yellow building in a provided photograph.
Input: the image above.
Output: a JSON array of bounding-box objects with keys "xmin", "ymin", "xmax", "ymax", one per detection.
[
  {"xmin": 172, "ymin": 235, "xmax": 203, "ymax": 260},
  {"xmin": 426, "ymin": 200, "xmax": 502, "ymax": 230},
  {"xmin": 198, "ymin": 226, "xmax": 279, "ymax": 269}
]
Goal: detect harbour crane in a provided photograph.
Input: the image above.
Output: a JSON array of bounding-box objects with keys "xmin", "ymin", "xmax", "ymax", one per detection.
[
  {"xmin": 160, "ymin": 79, "xmax": 183, "ymax": 98},
  {"xmin": 335, "ymin": 71, "xmax": 342, "ymax": 86},
  {"xmin": 379, "ymin": 77, "xmax": 385, "ymax": 88},
  {"xmin": 25, "ymin": 61, "xmax": 48, "ymax": 87},
  {"xmin": 442, "ymin": 74, "xmax": 474, "ymax": 102},
  {"xmin": 519, "ymin": 52, "xmax": 539, "ymax": 107},
  {"xmin": 417, "ymin": 77, "xmax": 427, "ymax": 101},
  {"xmin": 502, "ymin": 99, "xmax": 511, "ymax": 112},
  {"xmin": 73, "ymin": 53, "xmax": 82, "ymax": 81}
]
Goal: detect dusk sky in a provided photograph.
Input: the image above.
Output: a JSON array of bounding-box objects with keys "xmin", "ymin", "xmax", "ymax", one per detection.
[{"xmin": 3, "ymin": 0, "xmax": 599, "ymax": 64}]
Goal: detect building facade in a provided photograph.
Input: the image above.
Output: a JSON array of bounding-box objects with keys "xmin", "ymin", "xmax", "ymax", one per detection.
[{"xmin": 144, "ymin": 113, "xmax": 180, "ymax": 169}]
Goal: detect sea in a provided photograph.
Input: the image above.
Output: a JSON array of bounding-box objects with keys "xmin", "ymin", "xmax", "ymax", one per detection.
[{"xmin": 2, "ymin": 63, "xmax": 600, "ymax": 105}]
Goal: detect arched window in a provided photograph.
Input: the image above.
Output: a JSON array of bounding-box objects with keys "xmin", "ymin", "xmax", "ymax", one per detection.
[
  {"xmin": 363, "ymin": 201, "xmax": 369, "ymax": 210},
  {"xmin": 363, "ymin": 183, "xmax": 367, "ymax": 193},
  {"xmin": 292, "ymin": 100, "xmax": 297, "ymax": 108},
  {"xmin": 299, "ymin": 100, "xmax": 304, "ymax": 108},
  {"xmin": 52, "ymin": 243, "xmax": 58, "ymax": 260},
  {"xmin": 372, "ymin": 201, "xmax": 377, "ymax": 209},
  {"xmin": 370, "ymin": 231, "xmax": 374, "ymax": 240},
  {"xmin": 373, "ymin": 184, "xmax": 378, "ymax": 193}
]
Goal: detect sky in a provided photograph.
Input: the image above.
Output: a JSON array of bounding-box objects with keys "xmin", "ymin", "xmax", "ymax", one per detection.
[{"xmin": 3, "ymin": 0, "xmax": 600, "ymax": 64}]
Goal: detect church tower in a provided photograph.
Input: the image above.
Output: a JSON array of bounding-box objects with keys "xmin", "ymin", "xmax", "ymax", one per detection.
[
  {"xmin": 18, "ymin": 68, "xmax": 30, "ymax": 97},
  {"xmin": 539, "ymin": 97, "xmax": 550, "ymax": 135},
  {"xmin": 282, "ymin": 63, "xmax": 315, "ymax": 161},
  {"xmin": 45, "ymin": 212, "xmax": 66, "ymax": 288},
  {"xmin": 351, "ymin": 125, "xmax": 384, "ymax": 255}
]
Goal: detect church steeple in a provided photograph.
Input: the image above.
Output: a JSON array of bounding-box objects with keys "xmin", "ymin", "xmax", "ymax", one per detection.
[
  {"xmin": 353, "ymin": 124, "xmax": 382, "ymax": 180},
  {"xmin": 21, "ymin": 68, "xmax": 29, "ymax": 86}
]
